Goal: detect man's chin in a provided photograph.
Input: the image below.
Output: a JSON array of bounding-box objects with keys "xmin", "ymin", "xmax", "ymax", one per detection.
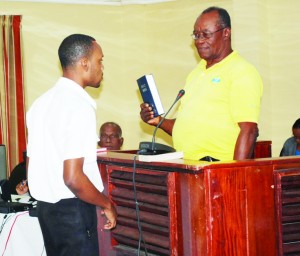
[
  {"xmin": 88, "ymin": 83, "xmax": 101, "ymax": 89},
  {"xmin": 92, "ymin": 78, "xmax": 102, "ymax": 88}
]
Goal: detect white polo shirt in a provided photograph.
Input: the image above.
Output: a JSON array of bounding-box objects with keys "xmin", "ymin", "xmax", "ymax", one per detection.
[{"xmin": 26, "ymin": 77, "xmax": 104, "ymax": 203}]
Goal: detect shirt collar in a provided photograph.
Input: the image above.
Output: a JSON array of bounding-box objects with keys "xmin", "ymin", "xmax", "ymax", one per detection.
[
  {"xmin": 200, "ymin": 50, "xmax": 237, "ymax": 70},
  {"xmin": 58, "ymin": 77, "xmax": 97, "ymax": 110}
]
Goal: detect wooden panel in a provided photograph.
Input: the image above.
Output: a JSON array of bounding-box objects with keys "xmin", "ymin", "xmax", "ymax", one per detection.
[
  {"xmin": 253, "ymin": 140, "xmax": 272, "ymax": 158},
  {"xmin": 274, "ymin": 168, "xmax": 300, "ymax": 256},
  {"xmin": 245, "ymin": 165, "xmax": 277, "ymax": 255},
  {"xmin": 201, "ymin": 164, "xmax": 277, "ymax": 255},
  {"xmin": 176, "ymin": 172, "xmax": 206, "ymax": 255},
  {"xmin": 105, "ymin": 167, "xmax": 177, "ymax": 256},
  {"xmin": 207, "ymin": 167, "xmax": 248, "ymax": 255}
]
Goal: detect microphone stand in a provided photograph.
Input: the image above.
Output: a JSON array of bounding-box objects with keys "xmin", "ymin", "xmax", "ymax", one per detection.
[
  {"xmin": 138, "ymin": 90, "xmax": 185, "ymax": 155},
  {"xmin": 151, "ymin": 96, "xmax": 181, "ymax": 151}
]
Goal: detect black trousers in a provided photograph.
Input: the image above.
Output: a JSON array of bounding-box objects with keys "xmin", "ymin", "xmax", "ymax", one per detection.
[{"xmin": 37, "ymin": 198, "xmax": 99, "ymax": 256}]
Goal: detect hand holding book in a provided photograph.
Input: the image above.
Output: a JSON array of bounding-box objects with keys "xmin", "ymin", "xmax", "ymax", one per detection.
[{"xmin": 137, "ymin": 74, "xmax": 165, "ymax": 117}]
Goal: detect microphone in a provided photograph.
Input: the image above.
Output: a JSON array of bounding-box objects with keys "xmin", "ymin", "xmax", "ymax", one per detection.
[{"xmin": 138, "ymin": 89, "xmax": 185, "ymax": 155}]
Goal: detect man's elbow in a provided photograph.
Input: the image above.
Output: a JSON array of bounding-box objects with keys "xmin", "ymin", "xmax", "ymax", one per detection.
[
  {"xmin": 64, "ymin": 176, "xmax": 81, "ymax": 196},
  {"xmin": 239, "ymin": 122, "xmax": 259, "ymax": 138}
]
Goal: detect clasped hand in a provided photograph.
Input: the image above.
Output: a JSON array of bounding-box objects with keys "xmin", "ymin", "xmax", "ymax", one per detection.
[{"xmin": 140, "ymin": 103, "xmax": 160, "ymax": 126}]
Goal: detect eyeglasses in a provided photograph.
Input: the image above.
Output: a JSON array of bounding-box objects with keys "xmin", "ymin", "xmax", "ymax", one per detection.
[
  {"xmin": 100, "ymin": 134, "xmax": 120, "ymax": 140},
  {"xmin": 191, "ymin": 27, "xmax": 227, "ymax": 41}
]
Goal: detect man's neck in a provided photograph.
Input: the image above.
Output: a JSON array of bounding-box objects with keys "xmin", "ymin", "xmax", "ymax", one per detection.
[{"xmin": 206, "ymin": 48, "xmax": 233, "ymax": 69}]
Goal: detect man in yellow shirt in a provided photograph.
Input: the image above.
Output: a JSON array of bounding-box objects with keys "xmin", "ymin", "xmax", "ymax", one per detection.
[{"xmin": 140, "ymin": 6, "xmax": 263, "ymax": 161}]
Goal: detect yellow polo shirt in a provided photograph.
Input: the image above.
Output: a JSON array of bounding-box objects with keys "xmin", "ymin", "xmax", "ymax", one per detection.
[{"xmin": 172, "ymin": 51, "xmax": 263, "ymax": 161}]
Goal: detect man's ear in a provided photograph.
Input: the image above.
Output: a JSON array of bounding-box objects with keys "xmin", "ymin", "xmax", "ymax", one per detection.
[
  {"xmin": 80, "ymin": 57, "xmax": 89, "ymax": 71},
  {"xmin": 224, "ymin": 27, "xmax": 231, "ymax": 39}
]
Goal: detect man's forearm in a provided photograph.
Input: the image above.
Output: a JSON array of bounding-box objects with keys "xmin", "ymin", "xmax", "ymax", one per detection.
[
  {"xmin": 234, "ymin": 136, "xmax": 256, "ymax": 160},
  {"xmin": 234, "ymin": 122, "xmax": 258, "ymax": 160},
  {"xmin": 158, "ymin": 118, "xmax": 176, "ymax": 136}
]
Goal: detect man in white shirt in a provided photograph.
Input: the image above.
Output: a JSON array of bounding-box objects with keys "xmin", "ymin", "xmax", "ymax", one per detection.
[{"xmin": 26, "ymin": 34, "xmax": 117, "ymax": 256}]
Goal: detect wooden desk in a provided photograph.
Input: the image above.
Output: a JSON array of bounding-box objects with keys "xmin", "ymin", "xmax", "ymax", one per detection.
[{"xmin": 97, "ymin": 152, "xmax": 300, "ymax": 256}]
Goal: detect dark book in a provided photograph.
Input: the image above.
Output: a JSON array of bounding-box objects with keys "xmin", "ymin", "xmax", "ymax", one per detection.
[{"xmin": 137, "ymin": 74, "xmax": 164, "ymax": 117}]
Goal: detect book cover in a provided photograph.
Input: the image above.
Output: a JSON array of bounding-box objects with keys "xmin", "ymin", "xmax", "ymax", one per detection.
[
  {"xmin": 137, "ymin": 151, "xmax": 184, "ymax": 162},
  {"xmin": 137, "ymin": 74, "xmax": 165, "ymax": 117}
]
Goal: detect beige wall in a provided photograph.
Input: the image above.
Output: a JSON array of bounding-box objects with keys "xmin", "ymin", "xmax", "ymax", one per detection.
[{"xmin": 1, "ymin": 0, "xmax": 299, "ymax": 156}]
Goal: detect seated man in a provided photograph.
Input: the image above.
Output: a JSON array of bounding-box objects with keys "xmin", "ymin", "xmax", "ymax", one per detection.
[
  {"xmin": 0, "ymin": 151, "xmax": 28, "ymax": 201},
  {"xmin": 280, "ymin": 118, "xmax": 300, "ymax": 156},
  {"xmin": 98, "ymin": 122, "xmax": 124, "ymax": 150},
  {"xmin": 9, "ymin": 151, "xmax": 29, "ymax": 195},
  {"xmin": 9, "ymin": 161, "xmax": 28, "ymax": 195}
]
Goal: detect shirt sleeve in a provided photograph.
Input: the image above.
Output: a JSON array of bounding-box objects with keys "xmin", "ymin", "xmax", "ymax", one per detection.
[{"xmin": 230, "ymin": 64, "xmax": 263, "ymax": 123}]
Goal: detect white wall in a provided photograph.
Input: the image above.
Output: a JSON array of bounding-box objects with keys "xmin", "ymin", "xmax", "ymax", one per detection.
[{"xmin": 1, "ymin": 0, "xmax": 300, "ymax": 156}]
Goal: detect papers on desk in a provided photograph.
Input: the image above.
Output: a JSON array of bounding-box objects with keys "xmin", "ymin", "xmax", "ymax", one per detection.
[
  {"xmin": 137, "ymin": 151, "xmax": 184, "ymax": 162},
  {"xmin": 11, "ymin": 194, "xmax": 32, "ymax": 203},
  {"xmin": 97, "ymin": 148, "xmax": 107, "ymax": 155}
]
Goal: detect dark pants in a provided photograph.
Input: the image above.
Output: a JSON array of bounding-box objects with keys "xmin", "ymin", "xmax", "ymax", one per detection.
[{"xmin": 37, "ymin": 198, "xmax": 99, "ymax": 256}]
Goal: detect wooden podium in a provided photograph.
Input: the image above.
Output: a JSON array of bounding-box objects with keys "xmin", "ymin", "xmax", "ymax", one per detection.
[{"xmin": 97, "ymin": 146, "xmax": 300, "ymax": 256}]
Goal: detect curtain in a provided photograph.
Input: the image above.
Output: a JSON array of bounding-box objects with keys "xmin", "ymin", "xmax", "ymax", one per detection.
[{"xmin": 0, "ymin": 16, "xmax": 26, "ymax": 175}]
